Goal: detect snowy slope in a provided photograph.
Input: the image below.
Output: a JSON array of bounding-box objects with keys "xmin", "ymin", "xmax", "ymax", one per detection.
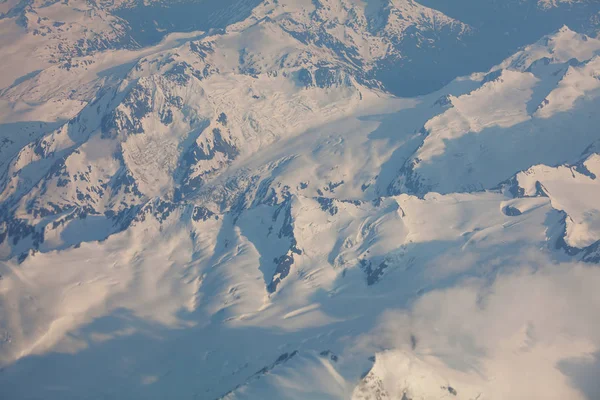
[
  {"xmin": 389, "ymin": 27, "xmax": 600, "ymax": 196},
  {"xmin": 1, "ymin": 1, "xmax": 600, "ymax": 399}
]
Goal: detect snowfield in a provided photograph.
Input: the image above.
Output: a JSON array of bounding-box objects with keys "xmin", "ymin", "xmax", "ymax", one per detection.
[{"xmin": 1, "ymin": 0, "xmax": 600, "ymax": 399}]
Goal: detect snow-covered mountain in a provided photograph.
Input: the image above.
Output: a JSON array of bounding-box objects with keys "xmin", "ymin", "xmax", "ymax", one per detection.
[{"xmin": 1, "ymin": 0, "xmax": 600, "ymax": 399}]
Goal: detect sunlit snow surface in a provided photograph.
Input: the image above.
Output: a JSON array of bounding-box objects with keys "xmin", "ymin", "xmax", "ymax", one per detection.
[{"xmin": 1, "ymin": 0, "xmax": 600, "ymax": 399}]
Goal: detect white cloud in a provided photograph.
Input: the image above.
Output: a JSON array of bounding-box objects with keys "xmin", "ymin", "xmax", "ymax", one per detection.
[{"xmin": 354, "ymin": 258, "xmax": 600, "ymax": 400}]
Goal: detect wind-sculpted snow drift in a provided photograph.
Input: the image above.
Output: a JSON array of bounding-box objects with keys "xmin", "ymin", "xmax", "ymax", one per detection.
[{"xmin": 1, "ymin": 0, "xmax": 600, "ymax": 399}]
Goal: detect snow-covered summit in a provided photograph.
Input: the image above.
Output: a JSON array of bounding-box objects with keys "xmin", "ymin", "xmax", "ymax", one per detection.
[{"xmin": 389, "ymin": 26, "xmax": 600, "ymax": 196}]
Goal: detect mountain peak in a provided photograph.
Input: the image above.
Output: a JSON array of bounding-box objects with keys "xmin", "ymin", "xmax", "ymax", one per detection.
[{"xmin": 495, "ymin": 25, "xmax": 600, "ymax": 73}]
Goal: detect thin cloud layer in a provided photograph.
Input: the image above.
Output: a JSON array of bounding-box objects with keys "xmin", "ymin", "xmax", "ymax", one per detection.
[{"xmin": 355, "ymin": 258, "xmax": 600, "ymax": 399}]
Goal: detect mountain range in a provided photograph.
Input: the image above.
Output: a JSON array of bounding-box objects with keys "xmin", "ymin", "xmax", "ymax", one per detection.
[{"xmin": 1, "ymin": 0, "xmax": 600, "ymax": 399}]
